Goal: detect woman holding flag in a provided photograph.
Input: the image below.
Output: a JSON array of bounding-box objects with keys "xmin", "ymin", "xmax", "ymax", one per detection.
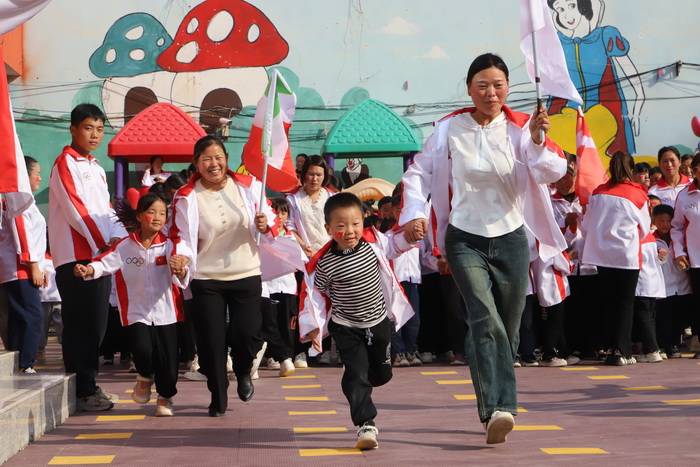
[{"xmin": 400, "ymin": 53, "xmax": 568, "ymax": 444}]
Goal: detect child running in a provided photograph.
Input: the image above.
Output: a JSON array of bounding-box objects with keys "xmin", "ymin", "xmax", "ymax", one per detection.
[
  {"xmin": 299, "ymin": 192, "xmax": 415, "ymax": 451},
  {"xmin": 74, "ymin": 193, "xmax": 190, "ymax": 417}
]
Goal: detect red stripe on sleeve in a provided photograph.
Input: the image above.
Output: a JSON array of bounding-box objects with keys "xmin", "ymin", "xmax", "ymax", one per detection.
[
  {"xmin": 115, "ymin": 271, "xmax": 129, "ymax": 326},
  {"xmin": 14, "ymin": 212, "xmax": 31, "ymax": 263}
]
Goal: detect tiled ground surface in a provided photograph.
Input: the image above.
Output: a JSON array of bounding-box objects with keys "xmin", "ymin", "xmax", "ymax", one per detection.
[{"xmin": 6, "ymin": 340, "xmax": 700, "ymax": 466}]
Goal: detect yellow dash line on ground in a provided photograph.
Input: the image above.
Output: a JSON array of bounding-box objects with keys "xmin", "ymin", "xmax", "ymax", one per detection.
[
  {"xmin": 96, "ymin": 415, "xmax": 146, "ymax": 421},
  {"xmin": 436, "ymin": 380, "xmax": 472, "ymax": 385},
  {"xmin": 587, "ymin": 375, "xmax": 629, "ymax": 380},
  {"xmin": 48, "ymin": 455, "xmax": 116, "ymax": 464},
  {"xmin": 283, "ymin": 384, "xmax": 322, "ymax": 389},
  {"xmin": 514, "ymin": 425, "xmax": 563, "ymax": 431},
  {"xmin": 517, "ymin": 407, "xmax": 528, "ymax": 413},
  {"xmin": 294, "ymin": 427, "xmax": 348, "ymax": 433},
  {"xmin": 289, "ymin": 411, "xmax": 337, "ymax": 415},
  {"xmin": 115, "ymin": 399, "xmax": 155, "ymax": 404},
  {"xmin": 76, "ymin": 433, "xmax": 132, "ymax": 440},
  {"xmin": 299, "ymin": 448, "xmax": 361, "ymax": 457},
  {"xmin": 560, "ymin": 366, "xmax": 598, "ymax": 371},
  {"xmin": 453, "ymin": 394, "xmax": 477, "ymax": 400},
  {"xmin": 285, "ymin": 396, "xmax": 329, "ymax": 401},
  {"xmin": 421, "ymin": 371, "xmax": 458, "ymax": 375},
  {"xmin": 33, "ymin": 366, "xmax": 62, "ymax": 370},
  {"xmin": 541, "ymin": 448, "xmax": 608, "ymax": 455},
  {"xmin": 125, "ymin": 389, "xmax": 156, "ymax": 393},
  {"xmin": 681, "ymin": 353, "xmax": 694, "ymax": 358},
  {"xmin": 622, "ymin": 386, "xmax": 667, "ymax": 391},
  {"xmin": 662, "ymin": 399, "xmax": 700, "ymax": 405},
  {"xmin": 284, "ymin": 375, "xmax": 317, "ymax": 379}
]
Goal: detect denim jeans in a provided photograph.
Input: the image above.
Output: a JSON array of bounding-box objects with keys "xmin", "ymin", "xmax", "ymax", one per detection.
[
  {"xmin": 391, "ymin": 282, "xmax": 420, "ymax": 354},
  {"xmin": 445, "ymin": 224, "xmax": 529, "ymax": 423}
]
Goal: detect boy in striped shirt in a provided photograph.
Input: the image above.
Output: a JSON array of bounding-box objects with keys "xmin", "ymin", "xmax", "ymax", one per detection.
[{"xmin": 300, "ymin": 193, "xmax": 415, "ymax": 450}]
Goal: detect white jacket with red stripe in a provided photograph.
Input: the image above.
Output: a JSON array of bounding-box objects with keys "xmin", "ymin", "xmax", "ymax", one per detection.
[
  {"xmin": 654, "ymin": 233, "xmax": 691, "ymax": 296},
  {"xmin": 581, "ymin": 181, "xmax": 650, "ymax": 270},
  {"xmin": 48, "ymin": 146, "xmax": 127, "ymax": 268},
  {"xmin": 87, "ymin": 231, "xmax": 187, "ymax": 326},
  {"xmin": 648, "ymin": 174, "xmax": 690, "ymax": 206},
  {"xmin": 635, "ymin": 233, "xmax": 665, "ymax": 298},
  {"xmin": 671, "ymin": 181, "xmax": 700, "ymax": 268},
  {"xmin": 0, "ymin": 199, "xmax": 46, "ymax": 284}
]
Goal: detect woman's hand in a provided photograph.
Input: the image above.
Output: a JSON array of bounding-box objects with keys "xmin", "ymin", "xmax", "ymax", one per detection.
[
  {"xmin": 73, "ymin": 264, "xmax": 94, "ymax": 277},
  {"xmin": 29, "ymin": 263, "xmax": 43, "ymax": 288},
  {"xmin": 254, "ymin": 212, "xmax": 270, "ymax": 234},
  {"xmin": 529, "ymin": 105, "xmax": 551, "ymax": 145},
  {"xmin": 169, "ymin": 255, "xmax": 189, "ymax": 277},
  {"xmin": 303, "ymin": 245, "xmax": 315, "ymax": 258},
  {"xmin": 676, "ymin": 255, "xmax": 690, "ymax": 271},
  {"xmin": 404, "ymin": 218, "xmax": 428, "ymax": 242},
  {"xmin": 307, "ymin": 328, "xmax": 322, "ymax": 353}
]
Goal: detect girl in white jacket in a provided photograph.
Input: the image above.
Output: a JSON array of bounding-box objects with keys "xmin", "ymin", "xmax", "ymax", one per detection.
[{"xmin": 75, "ymin": 193, "xmax": 190, "ymax": 417}]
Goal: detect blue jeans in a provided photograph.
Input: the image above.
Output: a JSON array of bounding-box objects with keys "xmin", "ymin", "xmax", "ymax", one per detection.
[
  {"xmin": 391, "ymin": 282, "xmax": 420, "ymax": 354},
  {"xmin": 445, "ymin": 224, "xmax": 529, "ymax": 423}
]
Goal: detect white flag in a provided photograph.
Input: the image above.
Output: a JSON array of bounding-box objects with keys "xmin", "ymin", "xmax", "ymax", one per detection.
[{"xmin": 520, "ymin": 0, "xmax": 582, "ymax": 105}]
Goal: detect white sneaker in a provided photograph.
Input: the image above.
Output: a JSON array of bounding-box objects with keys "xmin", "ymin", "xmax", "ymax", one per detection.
[
  {"xmin": 190, "ymin": 355, "xmax": 200, "ymax": 372},
  {"xmin": 484, "ymin": 411, "xmax": 514, "ymax": 444},
  {"xmin": 637, "ymin": 351, "xmax": 662, "ymax": 363},
  {"xmin": 293, "ymin": 352, "xmax": 308, "ymax": 368},
  {"xmin": 279, "ymin": 358, "xmax": 295, "ymax": 377},
  {"xmin": 408, "ymin": 351, "xmax": 423, "ymax": 366},
  {"xmin": 690, "ymin": 336, "xmax": 700, "ymax": 352},
  {"xmin": 251, "ymin": 370, "xmax": 259, "ymax": 380},
  {"xmin": 265, "ymin": 358, "xmax": 280, "ymax": 370},
  {"xmin": 155, "ymin": 397, "xmax": 173, "ymax": 417},
  {"xmin": 226, "ymin": 355, "xmax": 234, "ymax": 374},
  {"xmin": 184, "ymin": 370, "xmax": 207, "ymax": 381},
  {"xmin": 356, "ymin": 423, "xmax": 379, "ymax": 450},
  {"xmin": 128, "ymin": 361, "xmax": 137, "ymax": 373},
  {"xmin": 566, "ymin": 354, "xmax": 581, "ymax": 366},
  {"xmin": 251, "ymin": 342, "xmax": 267, "ymax": 378},
  {"xmin": 418, "ymin": 352, "xmax": 433, "ymax": 364},
  {"xmin": 317, "ymin": 351, "xmax": 332, "ymax": 365},
  {"xmin": 392, "ymin": 353, "xmax": 409, "ymax": 367},
  {"xmin": 539, "ymin": 357, "xmax": 567, "ymax": 367}
]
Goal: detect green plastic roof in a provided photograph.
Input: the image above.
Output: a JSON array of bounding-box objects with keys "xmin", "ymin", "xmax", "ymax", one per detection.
[{"xmin": 323, "ymin": 99, "xmax": 421, "ymax": 154}]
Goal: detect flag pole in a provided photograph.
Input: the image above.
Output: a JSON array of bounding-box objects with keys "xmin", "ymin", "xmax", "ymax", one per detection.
[
  {"xmin": 530, "ymin": 29, "xmax": 545, "ymax": 144},
  {"xmin": 255, "ymin": 72, "xmax": 277, "ymax": 244}
]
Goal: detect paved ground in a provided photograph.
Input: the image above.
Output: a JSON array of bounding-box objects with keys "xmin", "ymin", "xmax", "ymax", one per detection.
[{"xmin": 7, "ymin": 339, "xmax": 700, "ymax": 466}]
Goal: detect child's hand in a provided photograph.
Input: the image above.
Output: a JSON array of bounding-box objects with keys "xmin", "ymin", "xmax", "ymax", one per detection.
[
  {"xmin": 307, "ymin": 328, "xmax": 322, "ymax": 353},
  {"xmin": 568, "ymin": 250, "xmax": 579, "ymax": 260},
  {"xmin": 404, "ymin": 219, "xmax": 427, "ymax": 242},
  {"xmin": 303, "ymin": 244, "xmax": 314, "ymax": 258},
  {"xmin": 74, "ymin": 264, "xmax": 93, "ymax": 277},
  {"xmin": 254, "ymin": 212, "xmax": 270, "ymax": 234},
  {"xmin": 437, "ymin": 257, "xmax": 450, "ymax": 274},
  {"xmin": 564, "ymin": 212, "xmax": 579, "ymax": 228},
  {"xmin": 676, "ymin": 255, "xmax": 690, "ymax": 270},
  {"xmin": 658, "ymin": 248, "xmax": 669, "ymax": 262},
  {"xmin": 169, "ymin": 255, "xmax": 189, "ymax": 276}
]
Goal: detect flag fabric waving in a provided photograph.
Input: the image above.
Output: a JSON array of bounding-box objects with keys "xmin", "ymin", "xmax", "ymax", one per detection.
[
  {"xmin": 0, "ymin": 46, "xmax": 33, "ymax": 219},
  {"xmin": 575, "ymin": 107, "xmax": 608, "ymax": 205},
  {"xmin": 519, "ymin": 0, "xmax": 582, "ymax": 105},
  {"xmin": 242, "ymin": 69, "xmax": 298, "ymax": 193},
  {"xmin": 0, "ymin": 0, "xmax": 52, "ymax": 35}
]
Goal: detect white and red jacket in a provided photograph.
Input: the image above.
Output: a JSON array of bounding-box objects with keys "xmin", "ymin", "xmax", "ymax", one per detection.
[
  {"xmin": 87, "ymin": 231, "xmax": 187, "ymax": 326},
  {"xmin": 0, "ymin": 199, "xmax": 46, "ymax": 284},
  {"xmin": 298, "ymin": 227, "xmax": 415, "ymax": 351},
  {"xmin": 581, "ymin": 181, "xmax": 650, "ymax": 269},
  {"xmin": 284, "ymin": 186, "xmax": 335, "ymax": 248},
  {"xmin": 550, "ymin": 192, "xmax": 596, "ymax": 276},
  {"xmin": 635, "ymin": 233, "xmax": 665, "ymax": 298},
  {"xmin": 671, "ymin": 180, "xmax": 700, "ymax": 268},
  {"xmin": 648, "ymin": 174, "xmax": 690, "ymax": 206},
  {"xmin": 170, "ymin": 170, "xmax": 277, "ymax": 277},
  {"xmin": 39, "ymin": 254, "xmax": 61, "ymax": 303},
  {"xmin": 526, "ymin": 226, "xmax": 571, "ymax": 307},
  {"xmin": 48, "ymin": 146, "xmax": 127, "ymax": 268},
  {"xmin": 400, "ymin": 106, "xmax": 568, "ymax": 263},
  {"xmin": 391, "ymin": 244, "xmax": 421, "ymax": 284},
  {"xmin": 654, "ymin": 233, "xmax": 691, "ymax": 297}
]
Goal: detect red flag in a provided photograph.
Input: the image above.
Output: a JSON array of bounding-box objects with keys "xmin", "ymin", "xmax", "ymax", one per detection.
[
  {"xmin": 575, "ymin": 107, "xmax": 608, "ymax": 205},
  {"xmin": 0, "ymin": 46, "xmax": 32, "ymax": 217}
]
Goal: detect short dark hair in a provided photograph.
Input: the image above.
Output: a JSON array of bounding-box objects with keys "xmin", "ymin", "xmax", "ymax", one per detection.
[
  {"xmin": 377, "ymin": 196, "xmax": 392, "ymax": 208},
  {"xmin": 692, "ymin": 153, "xmax": 700, "ymax": 170},
  {"xmin": 24, "ymin": 156, "xmax": 38, "ymax": 175},
  {"xmin": 299, "ymin": 155, "xmax": 329, "ymax": 187},
  {"xmin": 71, "ymin": 104, "xmax": 106, "ymax": 126},
  {"xmin": 390, "ymin": 195, "xmax": 401, "ymax": 207},
  {"xmin": 165, "ymin": 172, "xmax": 188, "ymax": 192},
  {"xmin": 657, "ymin": 146, "xmax": 681, "ymax": 163},
  {"xmin": 652, "ymin": 203, "xmax": 674, "ymax": 218},
  {"xmin": 149, "ymin": 155, "xmax": 164, "ymax": 166},
  {"xmin": 271, "ymin": 197, "xmax": 290, "ymax": 214},
  {"xmin": 466, "ymin": 53, "xmax": 509, "ymax": 87},
  {"xmin": 650, "ymin": 166, "xmax": 663, "ymax": 176},
  {"xmin": 323, "ymin": 192, "xmax": 363, "ymax": 224},
  {"xmin": 634, "ymin": 162, "xmax": 652, "ymax": 174},
  {"xmin": 194, "ymin": 135, "xmax": 227, "ymax": 161},
  {"xmin": 648, "ymin": 194, "xmax": 661, "ymax": 203}
]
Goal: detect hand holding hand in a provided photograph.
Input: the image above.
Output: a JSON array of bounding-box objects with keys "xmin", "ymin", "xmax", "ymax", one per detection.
[
  {"xmin": 169, "ymin": 255, "xmax": 189, "ymax": 277},
  {"xmin": 404, "ymin": 218, "xmax": 428, "ymax": 242}
]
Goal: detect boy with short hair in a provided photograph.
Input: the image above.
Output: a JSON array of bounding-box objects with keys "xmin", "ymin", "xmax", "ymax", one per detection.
[
  {"xmin": 49, "ymin": 104, "xmax": 127, "ymax": 411},
  {"xmin": 299, "ymin": 192, "xmax": 415, "ymax": 450}
]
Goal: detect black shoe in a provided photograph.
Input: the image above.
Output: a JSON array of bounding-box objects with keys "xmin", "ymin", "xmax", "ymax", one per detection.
[
  {"xmin": 237, "ymin": 374, "xmax": 254, "ymax": 402},
  {"xmin": 208, "ymin": 408, "xmax": 225, "ymax": 417}
]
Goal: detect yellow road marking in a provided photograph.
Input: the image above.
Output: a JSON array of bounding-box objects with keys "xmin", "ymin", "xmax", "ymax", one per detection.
[
  {"xmin": 76, "ymin": 433, "xmax": 132, "ymax": 440},
  {"xmin": 285, "ymin": 396, "xmax": 329, "ymax": 401},
  {"xmin": 96, "ymin": 415, "xmax": 146, "ymax": 421},
  {"xmin": 560, "ymin": 367, "xmax": 598, "ymax": 371},
  {"xmin": 436, "ymin": 380, "xmax": 472, "ymax": 385},
  {"xmin": 125, "ymin": 389, "xmax": 156, "ymax": 393},
  {"xmin": 299, "ymin": 448, "xmax": 361, "ymax": 457},
  {"xmin": 541, "ymin": 448, "xmax": 608, "ymax": 455},
  {"xmin": 517, "ymin": 407, "xmax": 528, "ymax": 413},
  {"xmin": 421, "ymin": 371, "xmax": 457, "ymax": 375},
  {"xmin": 514, "ymin": 425, "xmax": 563, "ymax": 431},
  {"xmin": 33, "ymin": 365, "xmax": 62, "ymax": 370},
  {"xmin": 662, "ymin": 399, "xmax": 700, "ymax": 405},
  {"xmin": 622, "ymin": 386, "xmax": 667, "ymax": 391},
  {"xmin": 453, "ymin": 395, "xmax": 477, "ymax": 400},
  {"xmin": 283, "ymin": 384, "xmax": 322, "ymax": 389},
  {"xmin": 587, "ymin": 375, "xmax": 629, "ymax": 380},
  {"xmin": 285, "ymin": 375, "xmax": 317, "ymax": 379},
  {"xmin": 681, "ymin": 353, "xmax": 694, "ymax": 358},
  {"xmin": 49, "ymin": 456, "xmax": 116, "ymax": 464},
  {"xmin": 115, "ymin": 399, "xmax": 155, "ymax": 404},
  {"xmin": 289, "ymin": 411, "xmax": 337, "ymax": 415},
  {"xmin": 294, "ymin": 427, "xmax": 348, "ymax": 433}
]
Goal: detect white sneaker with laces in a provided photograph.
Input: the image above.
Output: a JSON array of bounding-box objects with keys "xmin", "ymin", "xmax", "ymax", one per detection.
[
  {"xmin": 356, "ymin": 423, "xmax": 379, "ymax": 450},
  {"xmin": 293, "ymin": 353, "xmax": 308, "ymax": 368},
  {"xmin": 408, "ymin": 351, "xmax": 422, "ymax": 366},
  {"xmin": 184, "ymin": 370, "xmax": 207, "ymax": 381},
  {"xmin": 392, "ymin": 353, "xmax": 409, "ymax": 367},
  {"xmin": 265, "ymin": 358, "xmax": 280, "ymax": 370},
  {"xmin": 155, "ymin": 397, "xmax": 174, "ymax": 417},
  {"xmin": 484, "ymin": 410, "xmax": 514, "ymax": 444},
  {"xmin": 637, "ymin": 351, "xmax": 662, "ymax": 363},
  {"xmin": 418, "ymin": 352, "xmax": 433, "ymax": 364},
  {"xmin": 539, "ymin": 357, "xmax": 567, "ymax": 367},
  {"xmin": 279, "ymin": 358, "xmax": 295, "ymax": 377}
]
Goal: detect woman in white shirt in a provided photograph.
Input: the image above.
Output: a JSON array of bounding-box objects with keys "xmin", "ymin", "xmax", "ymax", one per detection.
[
  {"xmin": 648, "ymin": 146, "xmax": 690, "ymax": 206},
  {"xmin": 401, "ymin": 53, "xmax": 566, "ymax": 444},
  {"xmin": 141, "ymin": 155, "xmax": 172, "ymax": 187}
]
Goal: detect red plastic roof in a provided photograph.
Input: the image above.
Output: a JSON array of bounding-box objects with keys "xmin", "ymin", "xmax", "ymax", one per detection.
[{"xmin": 108, "ymin": 103, "xmax": 207, "ymax": 163}]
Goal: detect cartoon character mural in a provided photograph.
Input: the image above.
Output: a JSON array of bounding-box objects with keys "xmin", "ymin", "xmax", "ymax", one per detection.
[
  {"xmin": 89, "ymin": 0, "xmax": 289, "ymax": 132},
  {"xmin": 546, "ymin": 0, "xmax": 645, "ymax": 156},
  {"xmin": 341, "ymin": 158, "xmax": 370, "ymax": 188}
]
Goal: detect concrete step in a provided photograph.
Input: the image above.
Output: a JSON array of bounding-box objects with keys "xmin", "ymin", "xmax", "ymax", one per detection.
[{"xmin": 0, "ymin": 351, "xmax": 18, "ymax": 377}]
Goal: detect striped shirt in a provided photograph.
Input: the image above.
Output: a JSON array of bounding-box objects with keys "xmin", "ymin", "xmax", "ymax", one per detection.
[{"xmin": 314, "ymin": 239, "xmax": 387, "ymax": 328}]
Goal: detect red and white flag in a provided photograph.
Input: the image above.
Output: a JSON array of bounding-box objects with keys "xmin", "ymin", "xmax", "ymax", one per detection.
[
  {"xmin": 242, "ymin": 69, "xmax": 297, "ymax": 193},
  {"xmin": 520, "ymin": 0, "xmax": 582, "ymax": 104},
  {"xmin": 575, "ymin": 107, "xmax": 608, "ymax": 205},
  {"xmin": 0, "ymin": 46, "xmax": 33, "ymax": 219}
]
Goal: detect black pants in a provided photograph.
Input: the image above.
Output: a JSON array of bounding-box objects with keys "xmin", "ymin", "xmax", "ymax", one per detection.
[
  {"xmin": 100, "ymin": 305, "xmax": 129, "ymax": 359},
  {"xmin": 177, "ymin": 298, "xmax": 197, "ymax": 363},
  {"xmin": 598, "ymin": 267, "xmax": 639, "ymax": 358},
  {"xmin": 542, "ymin": 301, "xmax": 567, "ymax": 360},
  {"xmin": 416, "ymin": 273, "xmax": 450, "ymax": 354},
  {"xmin": 518, "ymin": 295, "xmax": 538, "ymax": 360},
  {"xmin": 689, "ymin": 269, "xmax": 700, "ymax": 335},
  {"xmin": 270, "ymin": 293, "xmax": 297, "ymax": 359},
  {"xmin": 442, "ymin": 274, "xmax": 467, "ymax": 355},
  {"xmin": 127, "ymin": 322, "xmax": 179, "ymax": 399},
  {"xmin": 656, "ymin": 295, "xmax": 691, "ymax": 352},
  {"xmin": 56, "ymin": 262, "xmax": 110, "ymax": 398},
  {"xmin": 566, "ymin": 273, "xmax": 600, "ymax": 356},
  {"xmin": 260, "ymin": 296, "xmax": 289, "ymax": 362},
  {"xmin": 191, "ymin": 276, "xmax": 263, "ymax": 413},
  {"xmin": 4, "ymin": 279, "xmax": 43, "ymax": 368},
  {"xmin": 328, "ymin": 317, "xmax": 392, "ymax": 427},
  {"xmin": 632, "ymin": 297, "xmax": 659, "ymax": 354}
]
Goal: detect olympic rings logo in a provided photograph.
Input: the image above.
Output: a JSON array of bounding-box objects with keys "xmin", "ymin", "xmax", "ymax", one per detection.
[{"xmin": 126, "ymin": 257, "xmax": 145, "ymax": 267}]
